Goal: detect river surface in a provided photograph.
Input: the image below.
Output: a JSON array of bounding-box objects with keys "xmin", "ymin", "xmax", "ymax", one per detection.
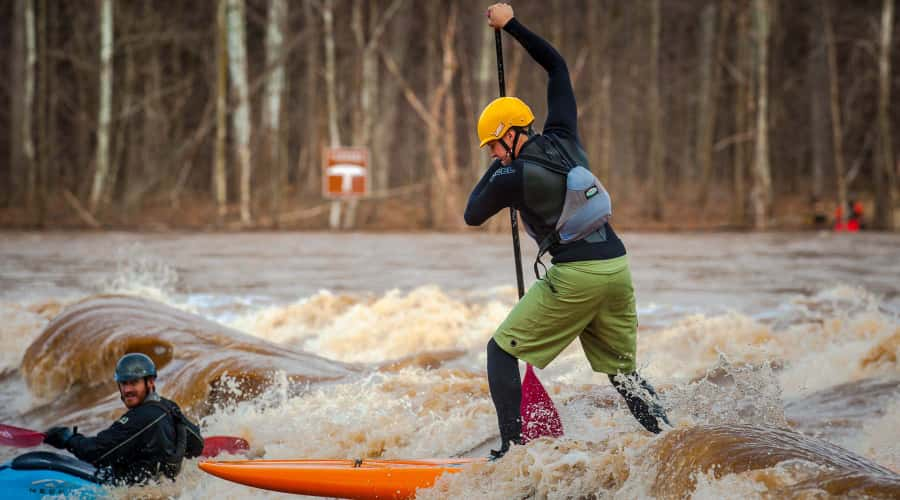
[{"xmin": 0, "ymin": 230, "xmax": 898, "ymax": 498}]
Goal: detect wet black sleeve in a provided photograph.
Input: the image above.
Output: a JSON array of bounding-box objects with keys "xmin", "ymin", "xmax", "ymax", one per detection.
[
  {"xmin": 66, "ymin": 405, "xmax": 167, "ymax": 466},
  {"xmin": 464, "ymin": 160, "xmax": 521, "ymax": 226},
  {"xmin": 503, "ymin": 18, "xmax": 578, "ymax": 137}
]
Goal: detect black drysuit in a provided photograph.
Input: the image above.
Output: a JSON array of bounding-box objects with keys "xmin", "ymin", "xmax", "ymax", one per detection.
[{"xmin": 65, "ymin": 393, "xmax": 204, "ymax": 485}]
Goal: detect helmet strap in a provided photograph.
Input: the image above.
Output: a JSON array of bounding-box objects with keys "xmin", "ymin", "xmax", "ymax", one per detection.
[
  {"xmin": 510, "ymin": 128, "xmax": 524, "ymax": 159},
  {"xmin": 499, "ymin": 137, "xmax": 513, "ymax": 158}
]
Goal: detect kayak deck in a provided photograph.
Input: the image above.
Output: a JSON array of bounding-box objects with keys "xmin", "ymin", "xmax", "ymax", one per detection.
[{"xmin": 198, "ymin": 458, "xmax": 486, "ymax": 499}]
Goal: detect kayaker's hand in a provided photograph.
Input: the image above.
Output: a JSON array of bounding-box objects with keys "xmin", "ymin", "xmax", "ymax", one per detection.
[{"xmin": 44, "ymin": 426, "xmax": 75, "ymax": 449}]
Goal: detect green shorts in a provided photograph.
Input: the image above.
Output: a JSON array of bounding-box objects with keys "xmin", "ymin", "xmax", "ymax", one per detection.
[{"xmin": 492, "ymin": 255, "xmax": 637, "ymax": 374}]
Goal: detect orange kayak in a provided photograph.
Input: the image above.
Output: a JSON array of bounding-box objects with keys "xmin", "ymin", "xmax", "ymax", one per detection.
[{"xmin": 198, "ymin": 458, "xmax": 486, "ymax": 499}]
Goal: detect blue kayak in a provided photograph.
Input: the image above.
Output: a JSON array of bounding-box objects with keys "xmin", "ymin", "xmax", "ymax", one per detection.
[{"xmin": 0, "ymin": 451, "xmax": 102, "ymax": 499}]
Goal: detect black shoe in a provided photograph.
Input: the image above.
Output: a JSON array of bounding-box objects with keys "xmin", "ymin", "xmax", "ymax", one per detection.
[{"xmin": 488, "ymin": 438, "xmax": 520, "ymax": 461}]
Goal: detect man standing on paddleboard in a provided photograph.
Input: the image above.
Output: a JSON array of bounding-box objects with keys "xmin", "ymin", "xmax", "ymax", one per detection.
[
  {"xmin": 42, "ymin": 353, "xmax": 204, "ymax": 485},
  {"xmin": 465, "ymin": 3, "xmax": 671, "ymax": 459}
]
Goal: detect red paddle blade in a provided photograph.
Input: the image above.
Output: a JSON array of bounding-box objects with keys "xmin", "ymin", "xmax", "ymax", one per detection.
[
  {"xmin": 0, "ymin": 424, "xmax": 46, "ymax": 448},
  {"xmin": 202, "ymin": 436, "xmax": 250, "ymax": 457},
  {"xmin": 520, "ymin": 364, "xmax": 563, "ymax": 443}
]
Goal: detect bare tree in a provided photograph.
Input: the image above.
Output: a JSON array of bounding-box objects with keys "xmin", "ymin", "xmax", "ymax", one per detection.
[
  {"xmin": 88, "ymin": 0, "xmax": 113, "ymax": 213},
  {"xmin": 750, "ymin": 0, "xmax": 773, "ymax": 229},
  {"xmin": 595, "ymin": 2, "xmax": 613, "ymax": 187},
  {"xmin": 824, "ymin": 1, "xmax": 847, "ymax": 228},
  {"xmin": 733, "ymin": 1, "xmax": 750, "ymax": 226},
  {"xmin": 345, "ymin": 0, "xmax": 404, "ymax": 228},
  {"xmin": 264, "ymin": 0, "xmax": 289, "ymax": 225},
  {"xmin": 23, "ymin": 0, "xmax": 37, "ymax": 211},
  {"xmin": 8, "ymin": 0, "xmax": 26, "ymax": 207},
  {"xmin": 301, "ymin": 0, "xmax": 321, "ymax": 198},
  {"xmin": 214, "ymin": 0, "xmax": 228, "ymax": 223},
  {"xmin": 227, "ymin": 0, "xmax": 253, "ymax": 225},
  {"xmin": 875, "ymin": 0, "xmax": 895, "ymax": 230},
  {"xmin": 322, "ymin": 0, "xmax": 343, "ymax": 229},
  {"xmin": 372, "ymin": 5, "xmax": 411, "ymax": 194},
  {"xmin": 382, "ymin": 2, "xmax": 461, "ymax": 228},
  {"xmin": 696, "ymin": 2, "xmax": 721, "ymax": 206},
  {"xmin": 35, "ymin": 0, "xmax": 49, "ymax": 225},
  {"xmin": 322, "ymin": 0, "xmax": 341, "ymax": 149},
  {"xmin": 468, "ymin": 23, "xmax": 495, "ymax": 185},
  {"xmin": 648, "ymin": 0, "xmax": 664, "ymax": 221},
  {"xmin": 808, "ymin": 10, "xmax": 829, "ymax": 204}
]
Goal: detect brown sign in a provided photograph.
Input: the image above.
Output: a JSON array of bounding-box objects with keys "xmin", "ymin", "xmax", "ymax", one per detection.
[{"xmin": 323, "ymin": 147, "xmax": 368, "ymax": 198}]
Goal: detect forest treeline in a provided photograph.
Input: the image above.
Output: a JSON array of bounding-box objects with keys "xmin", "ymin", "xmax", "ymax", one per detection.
[{"xmin": 2, "ymin": 0, "xmax": 898, "ymax": 230}]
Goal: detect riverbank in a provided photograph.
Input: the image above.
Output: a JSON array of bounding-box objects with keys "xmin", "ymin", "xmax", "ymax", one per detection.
[{"xmin": 0, "ymin": 188, "xmax": 867, "ymax": 232}]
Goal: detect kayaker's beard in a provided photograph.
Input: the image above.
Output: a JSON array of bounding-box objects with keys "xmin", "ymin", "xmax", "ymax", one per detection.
[{"xmin": 119, "ymin": 378, "xmax": 154, "ymax": 408}]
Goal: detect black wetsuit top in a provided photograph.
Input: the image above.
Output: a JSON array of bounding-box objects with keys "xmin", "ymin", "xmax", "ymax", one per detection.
[
  {"xmin": 65, "ymin": 394, "xmax": 204, "ymax": 485},
  {"xmin": 464, "ymin": 18, "xmax": 626, "ymax": 263}
]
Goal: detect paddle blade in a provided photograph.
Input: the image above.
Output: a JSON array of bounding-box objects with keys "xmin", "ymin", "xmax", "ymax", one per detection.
[
  {"xmin": 202, "ymin": 436, "xmax": 250, "ymax": 457},
  {"xmin": 0, "ymin": 424, "xmax": 46, "ymax": 448},
  {"xmin": 520, "ymin": 364, "xmax": 563, "ymax": 443}
]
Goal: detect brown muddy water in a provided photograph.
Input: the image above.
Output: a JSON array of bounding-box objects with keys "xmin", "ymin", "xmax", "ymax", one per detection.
[{"xmin": 0, "ymin": 230, "xmax": 898, "ymax": 498}]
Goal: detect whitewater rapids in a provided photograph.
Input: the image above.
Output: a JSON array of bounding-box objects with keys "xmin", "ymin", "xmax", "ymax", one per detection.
[{"xmin": 0, "ymin": 231, "xmax": 897, "ymax": 498}]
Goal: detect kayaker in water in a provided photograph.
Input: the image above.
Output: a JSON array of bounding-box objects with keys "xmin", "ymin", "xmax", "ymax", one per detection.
[
  {"xmin": 42, "ymin": 353, "xmax": 204, "ymax": 485},
  {"xmin": 466, "ymin": 3, "xmax": 671, "ymax": 459}
]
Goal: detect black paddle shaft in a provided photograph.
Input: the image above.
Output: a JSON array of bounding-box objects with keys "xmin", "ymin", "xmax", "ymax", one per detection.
[{"xmin": 495, "ymin": 29, "xmax": 526, "ymax": 300}]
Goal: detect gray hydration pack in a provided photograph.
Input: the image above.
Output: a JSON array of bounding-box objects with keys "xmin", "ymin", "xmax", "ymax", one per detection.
[{"xmin": 517, "ymin": 134, "xmax": 612, "ymax": 287}]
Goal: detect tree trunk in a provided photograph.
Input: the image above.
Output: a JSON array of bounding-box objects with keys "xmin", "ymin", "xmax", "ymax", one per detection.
[
  {"xmin": 875, "ymin": 0, "xmax": 895, "ymax": 230},
  {"xmin": 824, "ymin": 1, "xmax": 847, "ymax": 228},
  {"xmin": 584, "ymin": 0, "xmax": 613, "ymax": 188},
  {"xmin": 8, "ymin": 0, "xmax": 26, "ymax": 207},
  {"xmin": 23, "ymin": 0, "xmax": 37, "ymax": 213},
  {"xmin": 265, "ymin": 0, "xmax": 288, "ymax": 225},
  {"xmin": 808, "ymin": 11, "xmax": 829, "ymax": 204},
  {"xmin": 381, "ymin": 3, "xmax": 459, "ymax": 229},
  {"xmin": 596, "ymin": 3, "xmax": 613, "ymax": 187},
  {"xmin": 373, "ymin": 5, "xmax": 410, "ymax": 193},
  {"xmin": 348, "ymin": 0, "xmax": 403, "ymax": 228},
  {"xmin": 108, "ymin": 13, "xmax": 134, "ymax": 209},
  {"xmin": 441, "ymin": 27, "xmax": 461, "ymax": 230},
  {"xmin": 322, "ymin": 0, "xmax": 343, "ymax": 229},
  {"xmin": 301, "ymin": 0, "xmax": 320, "ymax": 197},
  {"xmin": 35, "ymin": 0, "xmax": 49, "ymax": 225},
  {"xmin": 751, "ymin": 0, "xmax": 773, "ymax": 230},
  {"xmin": 733, "ymin": 2, "xmax": 749, "ymax": 226},
  {"xmin": 89, "ymin": 0, "xmax": 113, "ymax": 213},
  {"xmin": 227, "ymin": 0, "xmax": 253, "ymax": 225},
  {"xmin": 469, "ymin": 25, "xmax": 495, "ymax": 185},
  {"xmin": 648, "ymin": 0, "xmax": 664, "ymax": 221},
  {"xmin": 322, "ymin": 0, "xmax": 341, "ymax": 148},
  {"xmin": 696, "ymin": 2, "xmax": 719, "ymax": 206},
  {"xmin": 214, "ymin": 0, "xmax": 228, "ymax": 223}
]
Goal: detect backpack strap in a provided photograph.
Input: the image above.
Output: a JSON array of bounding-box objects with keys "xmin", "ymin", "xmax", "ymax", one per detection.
[
  {"xmin": 542, "ymin": 134, "xmax": 580, "ymax": 169},
  {"xmin": 143, "ymin": 400, "xmax": 188, "ymax": 480},
  {"xmin": 516, "ymin": 152, "xmax": 570, "ymax": 176},
  {"xmin": 515, "ymin": 135, "xmax": 579, "ymax": 293}
]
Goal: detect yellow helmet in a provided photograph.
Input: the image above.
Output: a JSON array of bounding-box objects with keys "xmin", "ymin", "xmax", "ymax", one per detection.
[{"xmin": 477, "ymin": 97, "xmax": 535, "ymax": 148}]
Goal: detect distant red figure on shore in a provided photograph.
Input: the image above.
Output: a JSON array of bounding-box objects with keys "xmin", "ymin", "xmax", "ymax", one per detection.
[{"xmin": 834, "ymin": 200, "xmax": 864, "ymax": 232}]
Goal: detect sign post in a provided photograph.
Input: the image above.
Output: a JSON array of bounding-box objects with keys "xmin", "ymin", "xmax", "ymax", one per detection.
[{"xmin": 323, "ymin": 147, "xmax": 369, "ymax": 229}]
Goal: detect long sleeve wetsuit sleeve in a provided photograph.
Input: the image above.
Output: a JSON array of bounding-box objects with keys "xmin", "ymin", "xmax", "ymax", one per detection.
[
  {"xmin": 464, "ymin": 159, "xmax": 522, "ymax": 226},
  {"xmin": 503, "ymin": 18, "xmax": 578, "ymax": 138}
]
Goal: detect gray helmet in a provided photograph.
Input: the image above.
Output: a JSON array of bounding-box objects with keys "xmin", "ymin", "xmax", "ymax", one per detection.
[{"xmin": 114, "ymin": 353, "xmax": 157, "ymax": 383}]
